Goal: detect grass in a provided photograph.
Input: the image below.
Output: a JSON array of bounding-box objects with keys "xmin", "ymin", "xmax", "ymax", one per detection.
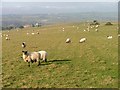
[{"xmin": 2, "ymin": 22, "xmax": 118, "ymax": 88}]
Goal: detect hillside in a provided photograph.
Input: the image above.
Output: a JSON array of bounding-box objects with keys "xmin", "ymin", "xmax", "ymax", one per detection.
[{"xmin": 2, "ymin": 22, "xmax": 118, "ymax": 88}]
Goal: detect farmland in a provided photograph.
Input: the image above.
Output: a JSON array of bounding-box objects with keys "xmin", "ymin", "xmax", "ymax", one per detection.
[{"xmin": 2, "ymin": 22, "xmax": 118, "ymax": 88}]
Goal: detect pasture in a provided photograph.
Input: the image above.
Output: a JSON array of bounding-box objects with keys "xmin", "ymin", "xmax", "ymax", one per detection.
[{"xmin": 2, "ymin": 22, "xmax": 118, "ymax": 88}]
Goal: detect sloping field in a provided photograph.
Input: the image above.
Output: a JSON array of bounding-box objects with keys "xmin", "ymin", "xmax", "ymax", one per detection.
[{"xmin": 2, "ymin": 22, "xmax": 118, "ymax": 88}]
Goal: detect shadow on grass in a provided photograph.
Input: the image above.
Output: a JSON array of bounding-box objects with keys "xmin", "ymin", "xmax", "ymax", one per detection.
[{"xmin": 40, "ymin": 59, "xmax": 71, "ymax": 66}]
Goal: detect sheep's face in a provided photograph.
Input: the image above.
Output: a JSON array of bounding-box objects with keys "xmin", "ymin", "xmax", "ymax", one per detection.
[{"xmin": 24, "ymin": 56, "xmax": 30, "ymax": 62}]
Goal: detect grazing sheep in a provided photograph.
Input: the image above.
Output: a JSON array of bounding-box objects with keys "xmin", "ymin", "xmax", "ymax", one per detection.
[
  {"xmin": 96, "ymin": 25, "xmax": 99, "ymax": 28},
  {"xmin": 118, "ymin": 34, "xmax": 120, "ymax": 37},
  {"xmin": 77, "ymin": 27, "xmax": 79, "ymax": 29},
  {"xmin": 95, "ymin": 29, "xmax": 98, "ymax": 32},
  {"xmin": 107, "ymin": 36, "xmax": 112, "ymax": 39},
  {"xmin": 22, "ymin": 42, "xmax": 26, "ymax": 48},
  {"xmin": 37, "ymin": 32, "xmax": 39, "ymax": 34},
  {"xmin": 87, "ymin": 26, "xmax": 90, "ymax": 31},
  {"xmin": 31, "ymin": 33, "xmax": 35, "ymax": 35},
  {"xmin": 22, "ymin": 51, "xmax": 41, "ymax": 67},
  {"xmin": 6, "ymin": 37, "xmax": 10, "ymax": 40},
  {"xmin": 26, "ymin": 33, "xmax": 29, "ymax": 35},
  {"xmin": 84, "ymin": 30, "xmax": 86, "ymax": 32},
  {"xmin": 6, "ymin": 34, "xmax": 9, "ymax": 37},
  {"xmin": 38, "ymin": 51, "xmax": 47, "ymax": 62},
  {"xmin": 79, "ymin": 38, "xmax": 86, "ymax": 43},
  {"xmin": 66, "ymin": 38, "xmax": 71, "ymax": 43}
]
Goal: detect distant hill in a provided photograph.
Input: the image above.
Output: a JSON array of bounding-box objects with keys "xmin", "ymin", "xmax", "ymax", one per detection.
[{"xmin": 1, "ymin": 12, "xmax": 117, "ymax": 28}]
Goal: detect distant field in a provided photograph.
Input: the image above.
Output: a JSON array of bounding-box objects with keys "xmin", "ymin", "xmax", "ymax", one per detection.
[{"xmin": 2, "ymin": 22, "xmax": 118, "ymax": 88}]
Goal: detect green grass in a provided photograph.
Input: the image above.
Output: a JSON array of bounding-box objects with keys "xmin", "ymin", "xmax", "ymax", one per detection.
[{"xmin": 2, "ymin": 22, "xmax": 118, "ymax": 88}]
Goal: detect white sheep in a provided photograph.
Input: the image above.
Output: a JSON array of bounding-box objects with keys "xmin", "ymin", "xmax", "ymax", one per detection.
[
  {"xmin": 22, "ymin": 42, "xmax": 26, "ymax": 48},
  {"xmin": 26, "ymin": 33, "xmax": 29, "ymax": 35},
  {"xmin": 6, "ymin": 37, "xmax": 10, "ymax": 40},
  {"xmin": 107, "ymin": 36, "xmax": 112, "ymax": 39},
  {"xmin": 22, "ymin": 51, "xmax": 41, "ymax": 67},
  {"xmin": 6, "ymin": 34, "xmax": 9, "ymax": 37},
  {"xmin": 79, "ymin": 38, "xmax": 86, "ymax": 43},
  {"xmin": 96, "ymin": 25, "xmax": 99, "ymax": 28},
  {"xmin": 37, "ymin": 32, "xmax": 39, "ymax": 34},
  {"xmin": 31, "ymin": 33, "xmax": 35, "ymax": 35},
  {"xmin": 66, "ymin": 38, "xmax": 71, "ymax": 43},
  {"xmin": 118, "ymin": 34, "xmax": 120, "ymax": 37},
  {"xmin": 38, "ymin": 51, "xmax": 47, "ymax": 62},
  {"xmin": 87, "ymin": 26, "xmax": 90, "ymax": 31},
  {"xmin": 95, "ymin": 29, "xmax": 98, "ymax": 32}
]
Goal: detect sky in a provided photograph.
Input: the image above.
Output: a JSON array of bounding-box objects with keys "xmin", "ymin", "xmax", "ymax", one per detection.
[
  {"xmin": 1, "ymin": 0, "xmax": 120, "ymax": 2},
  {"xmin": 1, "ymin": 0, "xmax": 118, "ymax": 15}
]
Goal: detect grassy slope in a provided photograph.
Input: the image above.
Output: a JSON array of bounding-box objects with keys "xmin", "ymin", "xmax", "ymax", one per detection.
[{"xmin": 2, "ymin": 22, "xmax": 118, "ymax": 88}]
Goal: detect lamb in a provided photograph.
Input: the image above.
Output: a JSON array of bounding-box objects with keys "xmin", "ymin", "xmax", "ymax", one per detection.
[
  {"xmin": 38, "ymin": 51, "xmax": 47, "ymax": 62},
  {"xmin": 107, "ymin": 36, "xmax": 112, "ymax": 39},
  {"xmin": 66, "ymin": 38, "xmax": 71, "ymax": 43},
  {"xmin": 22, "ymin": 42, "xmax": 26, "ymax": 48},
  {"xmin": 79, "ymin": 38, "xmax": 86, "ymax": 43},
  {"xmin": 22, "ymin": 50, "xmax": 41, "ymax": 67}
]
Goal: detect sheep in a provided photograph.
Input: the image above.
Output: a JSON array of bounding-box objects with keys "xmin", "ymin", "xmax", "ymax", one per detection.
[
  {"xmin": 107, "ymin": 36, "xmax": 112, "ymax": 39},
  {"xmin": 66, "ymin": 38, "xmax": 71, "ymax": 43},
  {"xmin": 22, "ymin": 42, "xmax": 26, "ymax": 48},
  {"xmin": 6, "ymin": 37, "xmax": 10, "ymax": 40},
  {"xmin": 22, "ymin": 50, "xmax": 41, "ymax": 67},
  {"xmin": 37, "ymin": 32, "xmax": 39, "ymax": 34},
  {"xmin": 26, "ymin": 33, "xmax": 29, "ymax": 35},
  {"xmin": 87, "ymin": 26, "xmax": 90, "ymax": 31},
  {"xmin": 31, "ymin": 33, "xmax": 35, "ymax": 35},
  {"xmin": 95, "ymin": 29, "xmax": 98, "ymax": 32},
  {"xmin": 96, "ymin": 25, "xmax": 99, "ymax": 28},
  {"xmin": 38, "ymin": 51, "xmax": 47, "ymax": 62},
  {"xmin": 77, "ymin": 27, "xmax": 79, "ymax": 29},
  {"xmin": 118, "ymin": 34, "xmax": 120, "ymax": 37},
  {"xmin": 6, "ymin": 34, "xmax": 9, "ymax": 37},
  {"xmin": 79, "ymin": 38, "xmax": 86, "ymax": 43}
]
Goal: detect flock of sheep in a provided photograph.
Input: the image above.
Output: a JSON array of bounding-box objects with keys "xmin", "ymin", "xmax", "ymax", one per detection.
[
  {"xmin": 1, "ymin": 22, "xmax": 118, "ymax": 67},
  {"xmin": 65, "ymin": 24, "xmax": 114, "ymax": 44}
]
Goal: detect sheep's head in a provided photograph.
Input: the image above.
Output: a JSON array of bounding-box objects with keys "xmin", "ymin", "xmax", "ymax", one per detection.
[
  {"xmin": 24, "ymin": 56, "xmax": 31, "ymax": 62},
  {"xmin": 22, "ymin": 50, "xmax": 28, "ymax": 55}
]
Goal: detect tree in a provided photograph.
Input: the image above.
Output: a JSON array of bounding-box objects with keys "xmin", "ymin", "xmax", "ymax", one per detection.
[{"xmin": 105, "ymin": 22, "xmax": 113, "ymax": 25}]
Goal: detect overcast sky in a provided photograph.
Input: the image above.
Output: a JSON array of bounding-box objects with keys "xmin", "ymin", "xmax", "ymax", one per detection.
[
  {"xmin": 1, "ymin": 0, "xmax": 118, "ymax": 15},
  {"xmin": 1, "ymin": 0, "xmax": 119, "ymax": 2}
]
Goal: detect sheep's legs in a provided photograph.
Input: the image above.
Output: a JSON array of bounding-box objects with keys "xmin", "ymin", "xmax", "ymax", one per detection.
[
  {"xmin": 38, "ymin": 60, "xmax": 40, "ymax": 66},
  {"xmin": 45, "ymin": 59, "xmax": 47, "ymax": 62},
  {"xmin": 28, "ymin": 62, "xmax": 30, "ymax": 67}
]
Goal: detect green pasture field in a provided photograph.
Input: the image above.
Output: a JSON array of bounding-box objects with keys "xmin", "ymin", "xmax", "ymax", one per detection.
[{"xmin": 2, "ymin": 22, "xmax": 118, "ymax": 88}]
